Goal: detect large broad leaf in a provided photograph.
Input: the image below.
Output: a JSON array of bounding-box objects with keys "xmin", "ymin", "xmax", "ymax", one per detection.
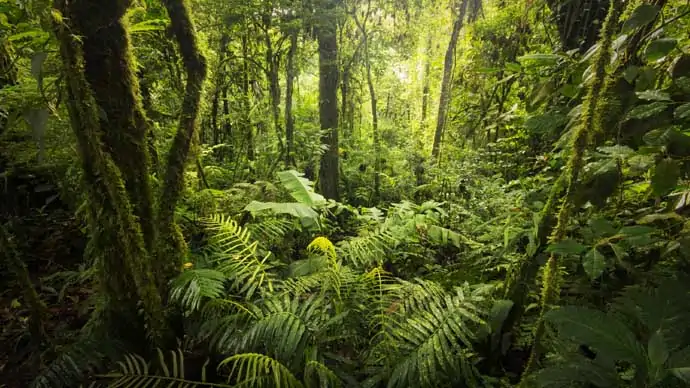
[
  {"xmin": 636, "ymin": 89, "xmax": 671, "ymax": 101},
  {"xmin": 623, "ymin": 4, "xmax": 660, "ymax": 32},
  {"xmin": 547, "ymin": 239, "xmax": 588, "ymax": 255},
  {"xmin": 668, "ymin": 346, "xmax": 690, "ymax": 382},
  {"xmin": 582, "ymin": 248, "xmax": 607, "ymax": 280},
  {"xmin": 545, "ymin": 306, "xmax": 646, "ymax": 365},
  {"xmin": 675, "ymin": 103, "xmax": 690, "ymax": 120},
  {"xmin": 651, "ymin": 158, "xmax": 680, "ymax": 196},
  {"xmin": 625, "ymin": 101, "xmax": 668, "ymax": 120},
  {"xmin": 645, "ymin": 38, "xmax": 677, "ymax": 62},
  {"xmin": 277, "ymin": 170, "xmax": 325, "ymax": 206},
  {"xmin": 244, "ymin": 201, "xmax": 319, "ymax": 228},
  {"xmin": 517, "ymin": 53, "xmax": 563, "ymax": 66}
]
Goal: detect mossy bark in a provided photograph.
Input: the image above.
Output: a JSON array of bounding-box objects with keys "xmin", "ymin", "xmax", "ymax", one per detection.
[
  {"xmin": 69, "ymin": 0, "xmax": 156, "ymax": 252},
  {"xmin": 157, "ymin": 0, "xmax": 208, "ymax": 277},
  {"xmin": 53, "ymin": 1, "xmax": 169, "ymax": 347}
]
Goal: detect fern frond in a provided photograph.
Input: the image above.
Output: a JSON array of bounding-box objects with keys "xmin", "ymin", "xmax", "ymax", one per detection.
[
  {"xmin": 170, "ymin": 269, "xmax": 226, "ymax": 313},
  {"xmin": 96, "ymin": 349, "xmax": 229, "ymax": 387},
  {"xmin": 236, "ymin": 295, "xmax": 329, "ymax": 364},
  {"xmin": 304, "ymin": 360, "xmax": 342, "ymax": 388},
  {"xmin": 32, "ymin": 335, "xmax": 121, "ymax": 388},
  {"xmin": 204, "ymin": 214, "xmax": 278, "ymax": 299},
  {"xmin": 247, "ymin": 217, "xmax": 295, "ymax": 246},
  {"xmin": 367, "ymin": 281, "xmax": 486, "ymax": 387},
  {"xmin": 337, "ymin": 228, "xmax": 396, "ymax": 268},
  {"xmin": 220, "ymin": 353, "xmax": 304, "ymax": 388}
]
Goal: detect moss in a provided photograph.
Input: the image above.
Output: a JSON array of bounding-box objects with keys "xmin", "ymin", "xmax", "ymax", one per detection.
[
  {"xmin": 53, "ymin": 0, "xmax": 169, "ymax": 347},
  {"xmin": 69, "ymin": 0, "xmax": 156, "ymax": 252},
  {"xmin": 157, "ymin": 0, "xmax": 208, "ymax": 278}
]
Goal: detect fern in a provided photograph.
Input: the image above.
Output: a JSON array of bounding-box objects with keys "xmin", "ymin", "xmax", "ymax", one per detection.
[
  {"xmin": 203, "ymin": 214, "xmax": 278, "ymax": 299},
  {"xmin": 170, "ymin": 269, "xmax": 226, "ymax": 313},
  {"xmin": 220, "ymin": 353, "xmax": 305, "ymax": 388},
  {"xmin": 337, "ymin": 227, "xmax": 396, "ymax": 268},
  {"xmin": 365, "ymin": 279, "xmax": 487, "ymax": 387},
  {"xmin": 95, "ymin": 349, "xmax": 229, "ymax": 387}
]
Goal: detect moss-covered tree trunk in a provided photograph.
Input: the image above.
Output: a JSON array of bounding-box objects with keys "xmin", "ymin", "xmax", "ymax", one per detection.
[
  {"xmin": 53, "ymin": 0, "xmax": 169, "ymax": 347},
  {"xmin": 69, "ymin": 0, "xmax": 157, "ymax": 252},
  {"xmin": 157, "ymin": 0, "xmax": 208, "ymax": 277}
]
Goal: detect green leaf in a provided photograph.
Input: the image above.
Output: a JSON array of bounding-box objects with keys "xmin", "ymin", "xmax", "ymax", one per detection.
[
  {"xmin": 637, "ymin": 212, "xmax": 683, "ymax": 224},
  {"xmin": 609, "ymin": 243, "xmax": 627, "ymax": 261},
  {"xmin": 675, "ymin": 103, "xmax": 690, "ymax": 120},
  {"xmin": 623, "ymin": 4, "xmax": 660, "ymax": 32},
  {"xmin": 668, "ymin": 346, "xmax": 690, "ymax": 382},
  {"xmin": 277, "ymin": 170, "xmax": 325, "ymax": 206},
  {"xmin": 647, "ymin": 331, "xmax": 668, "ymax": 367},
  {"xmin": 546, "ymin": 239, "xmax": 587, "ymax": 255},
  {"xmin": 517, "ymin": 53, "xmax": 563, "ymax": 66},
  {"xmin": 618, "ymin": 225, "xmax": 656, "ymax": 238},
  {"xmin": 623, "ymin": 66, "xmax": 640, "ymax": 83},
  {"xmin": 645, "ymin": 38, "xmax": 677, "ymax": 62},
  {"xmin": 636, "ymin": 90, "xmax": 671, "ymax": 101},
  {"xmin": 625, "ymin": 101, "xmax": 668, "ymax": 120},
  {"xmin": 583, "ymin": 248, "xmax": 607, "ymax": 280},
  {"xmin": 651, "ymin": 158, "xmax": 679, "ymax": 196},
  {"xmin": 244, "ymin": 201, "xmax": 319, "ymax": 228},
  {"xmin": 545, "ymin": 306, "xmax": 646, "ymax": 364},
  {"xmin": 129, "ymin": 19, "xmax": 167, "ymax": 34}
]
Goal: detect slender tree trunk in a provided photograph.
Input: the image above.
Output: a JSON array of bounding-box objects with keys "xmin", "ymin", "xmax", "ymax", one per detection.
[
  {"xmin": 158, "ymin": 0, "xmax": 208, "ymax": 277},
  {"xmin": 241, "ymin": 34, "xmax": 255, "ymax": 162},
  {"xmin": 317, "ymin": 0, "xmax": 340, "ymax": 200},
  {"xmin": 421, "ymin": 34, "xmax": 432, "ymax": 125},
  {"xmin": 222, "ymin": 86, "xmax": 232, "ymax": 161},
  {"xmin": 285, "ymin": 28, "xmax": 297, "ymax": 167},
  {"xmin": 263, "ymin": 14, "xmax": 285, "ymax": 154},
  {"xmin": 431, "ymin": 0, "xmax": 468, "ymax": 161},
  {"xmin": 364, "ymin": 33, "xmax": 380, "ymax": 203}
]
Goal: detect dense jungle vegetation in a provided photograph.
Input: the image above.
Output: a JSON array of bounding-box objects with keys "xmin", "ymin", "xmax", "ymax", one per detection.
[{"xmin": 2, "ymin": 0, "xmax": 690, "ymax": 386}]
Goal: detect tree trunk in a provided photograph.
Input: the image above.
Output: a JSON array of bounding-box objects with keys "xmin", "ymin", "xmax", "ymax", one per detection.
[
  {"xmin": 70, "ymin": 0, "xmax": 157, "ymax": 251},
  {"xmin": 431, "ymin": 0, "xmax": 468, "ymax": 161},
  {"xmin": 364, "ymin": 32, "xmax": 380, "ymax": 203},
  {"xmin": 421, "ymin": 34, "xmax": 432, "ymax": 125},
  {"xmin": 222, "ymin": 86, "xmax": 232, "ymax": 161},
  {"xmin": 317, "ymin": 0, "xmax": 340, "ymax": 200},
  {"xmin": 263, "ymin": 14, "xmax": 284, "ymax": 155},
  {"xmin": 241, "ymin": 34, "xmax": 255, "ymax": 162},
  {"xmin": 53, "ymin": 0, "xmax": 169, "ymax": 347},
  {"xmin": 285, "ymin": 28, "xmax": 298, "ymax": 167},
  {"xmin": 157, "ymin": 0, "xmax": 208, "ymax": 277}
]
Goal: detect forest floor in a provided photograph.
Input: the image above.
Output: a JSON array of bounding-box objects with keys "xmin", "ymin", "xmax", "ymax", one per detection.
[{"xmin": 0, "ymin": 203, "xmax": 89, "ymax": 388}]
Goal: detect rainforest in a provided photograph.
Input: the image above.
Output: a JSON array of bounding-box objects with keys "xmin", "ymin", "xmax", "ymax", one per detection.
[{"xmin": 1, "ymin": 0, "xmax": 690, "ymax": 386}]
